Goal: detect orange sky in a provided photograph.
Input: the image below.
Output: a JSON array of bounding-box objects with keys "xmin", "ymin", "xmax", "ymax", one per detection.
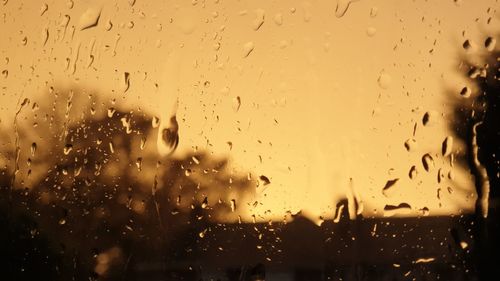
[{"xmin": 1, "ymin": 0, "xmax": 499, "ymax": 223}]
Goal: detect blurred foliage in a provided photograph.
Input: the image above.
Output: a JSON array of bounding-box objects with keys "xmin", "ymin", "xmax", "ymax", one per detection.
[{"xmin": 0, "ymin": 85, "xmax": 252, "ymax": 280}]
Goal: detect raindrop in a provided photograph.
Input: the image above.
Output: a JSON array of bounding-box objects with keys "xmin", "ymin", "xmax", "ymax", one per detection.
[
  {"xmin": 422, "ymin": 153, "xmax": 434, "ymax": 172},
  {"xmin": 370, "ymin": 7, "xmax": 378, "ymax": 17},
  {"xmin": 58, "ymin": 218, "xmax": 66, "ymax": 225},
  {"xmin": 120, "ymin": 116, "xmax": 132, "ymax": 134},
  {"xmin": 422, "ymin": 111, "xmax": 438, "ymax": 126},
  {"xmin": 366, "ymin": 27, "xmax": 376, "ymax": 37},
  {"xmin": 441, "ymin": 136, "xmax": 453, "ymax": 157},
  {"xmin": 333, "ymin": 203, "xmax": 345, "ymax": 223},
  {"xmin": 335, "ymin": 0, "xmax": 358, "ymax": 18},
  {"xmin": 201, "ymin": 197, "xmax": 208, "ymax": 209},
  {"xmin": 199, "ymin": 229, "xmax": 207, "ymax": 238},
  {"xmin": 419, "ymin": 207, "xmax": 430, "ymax": 216},
  {"xmin": 273, "ymin": 13, "xmax": 283, "ymax": 26},
  {"xmin": 41, "ymin": 27, "xmax": 49, "ymax": 46},
  {"xmin": 462, "ymin": 39, "xmax": 472, "ymax": 50},
  {"xmin": 191, "ymin": 156, "xmax": 200, "ymax": 164},
  {"xmin": 404, "ymin": 138, "xmax": 417, "ymax": 152},
  {"xmin": 140, "ymin": 136, "xmax": 146, "ymax": 150},
  {"xmin": 409, "ymin": 165, "xmax": 417, "ymax": 179},
  {"xmin": 252, "ymin": 9, "xmax": 265, "ymax": 31},
  {"xmin": 259, "ymin": 175, "xmax": 271, "ymax": 185},
  {"xmin": 242, "ymin": 41, "xmax": 255, "ymax": 58},
  {"xmin": 122, "ymin": 72, "xmax": 130, "ymax": 92},
  {"xmin": 104, "ymin": 20, "xmax": 113, "ymax": 31},
  {"xmin": 152, "ymin": 116, "xmax": 160, "ymax": 128},
  {"xmin": 377, "ymin": 72, "xmax": 392, "ymax": 89},
  {"xmin": 484, "ymin": 36, "xmax": 496, "ymax": 51},
  {"xmin": 460, "ymin": 86, "xmax": 471, "ymax": 98},
  {"xmin": 383, "ymin": 203, "xmax": 411, "ymax": 217},
  {"xmin": 382, "ymin": 178, "xmax": 399, "ymax": 197},
  {"xmin": 230, "ymin": 199, "xmax": 236, "ymax": 212},
  {"xmin": 66, "ymin": 0, "xmax": 74, "ymax": 9},
  {"xmin": 233, "ymin": 96, "xmax": 241, "ymax": 112},
  {"xmin": 31, "ymin": 142, "xmax": 37, "ymax": 157},
  {"xmin": 107, "ymin": 107, "xmax": 116, "ymax": 118},
  {"xmin": 40, "ymin": 3, "xmax": 48, "ymax": 16},
  {"xmin": 158, "ymin": 115, "xmax": 179, "ymax": 156},
  {"xmin": 63, "ymin": 144, "xmax": 73, "ymax": 155},
  {"xmin": 135, "ymin": 157, "xmax": 142, "ymax": 171},
  {"xmin": 79, "ymin": 8, "xmax": 102, "ymax": 31}
]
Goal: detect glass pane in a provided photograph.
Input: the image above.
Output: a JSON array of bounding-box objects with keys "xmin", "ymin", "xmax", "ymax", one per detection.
[{"xmin": 1, "ymin": 0, "xmax": 499, "ymax": 280}]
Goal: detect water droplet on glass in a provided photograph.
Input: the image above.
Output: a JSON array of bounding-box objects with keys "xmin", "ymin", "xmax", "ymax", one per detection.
[
  {"xmin": 442, "ymin": 136, "xmax": 453, "ymax": 157},
  {"xmin": 40, "ymin": 3, "xmax": 48, "ymax": 16},
  {"xmin": 58, "ymin": 218, "xmax": 66, "ymax": 225},
  {"xmin": 404, "ymin": 138, "xmax": 417, "ymax": 152},
  {"xmin": 31, "ymin": 142, "xmax": 37, "ymax": 157},
  {"xmin": 274, "ymin": 13, "xmax": 283, "ymax": 26},
  {"xmin": 259, "ymin": 175, "xmax": 270, "ymax": 185},
  {"xmin": 335, "ymin": 0, "xmax": 358, "ymax": 18},
  {"xmin": 242, "ymin": 41, "xmax": 255, "ymax": 58},
  {"xmin": 370, "ymin": 7, "xmax": 378, "ymax": 17},
  {"xmin": 120, "ymin": 116, "xmax": 132, "ymax": 134},
  {"xmin": 107, "ymin": 107, "xmax": 116, "ymax": 118},
  {"xmin": 382, "ymin": 178, "xmax": 399, "ymax": 197},
  {"xmin": 383, "ymin": 203, "xmax": 411, "ymax": 217},
  {"xmin": 230, "ymin": 199, "xmax": 236, "ymax": 212},
  {"xmin": 140, "ymin": 136, "xmax": 146, "ymax": 150},
  {"xmin": 462, "ymin": 39, "xmax": 472, "ymax": 50},
  {"xmin": 66, "ymin": 0, "xmax": 74, "ymax": 9},
  {"xmin": 422, "ymin": 111, "xmax": 438, "ymax": 126},
  {"xmin": 485, "ymin": 36, "xmax": 496, "ymax": 51},
  {"xmin": 419, "ymin": 207, "xmax": 430, "ymax": 216},
  {"xmin": 63, "ymin": 144, "xmax": 73, "ymax": 155},
  {"xmin": 422, "ymin": 153, "xmax": 434, "ymax": 172},
  {"xmin": 253, "ymin": 9, "xmax": 265, "ymax": 31},
  {"xmin": 104, "ymin": 19, "xmax": 113, "ymax": 31},
  {"xmin": 199, "ymin": 229, "xmax": 207, "ymax": 238},
  {"xmin": 79, "ymin": 8, "xmax": 102, "ymax": 31},
  {"xmin": 201, "ymin": 197, "xmax": 208, "ymax": 209},
  {"xmin": 233, "ymin": 96, "xmax": 241, "ymax": 112},
  {"xmin": 377, "ymin": 72, "xmax": 392, "ymax": 89},
  {"xmin": 122, "ymin": 72, "xmax": 130, "ymax": 92},
  {"xmin": 41, "ymin": 27, "xmax": 49, "ymax": 46},
  {"xmin": 191, "ymin": 156, "xmax": 200, "ymax": 164},
  {"xmin": 460, "ymin": 86, "xmax": 471, "ymax": 98},
  {"xmin": 333, "ymin": 203, "xmax": 345, "ymax": 223},
  {"xmin": 135, "ymin": 157, "xmax": 142, "ymax": 171},
  {"xmin": 366, "ymin": 27, "xmax": 376, "ymax": 37},
  {"xmin": 409, "ymin": 165, "xmax": 418, "ymax": 179},
  {"xmin": 152, "ymin": 116, "xmax": 160, "ymax": 128},
  {"xmin": 157, "ymin": 115, "xmax": 179, "ymax": 156}
]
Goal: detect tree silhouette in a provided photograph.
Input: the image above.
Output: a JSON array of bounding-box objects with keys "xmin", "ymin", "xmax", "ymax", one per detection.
[
  {"xmin": 0, "ymin": 85, "xmax": 253, "ymax": 280},
  {"xmin": 449, "ymin": 37, "xmax": 499, "ymax": 280}
]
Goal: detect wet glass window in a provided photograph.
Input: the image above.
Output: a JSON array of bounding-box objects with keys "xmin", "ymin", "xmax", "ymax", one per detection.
[{"xmin": 1, "ymin": 0, "xmax": 499, "ymax": 280}]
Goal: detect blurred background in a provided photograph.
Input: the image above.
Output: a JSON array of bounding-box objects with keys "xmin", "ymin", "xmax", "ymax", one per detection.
[{"xmin": 0, "ymin": 0, "xmax": 499, "ymax": 280}]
